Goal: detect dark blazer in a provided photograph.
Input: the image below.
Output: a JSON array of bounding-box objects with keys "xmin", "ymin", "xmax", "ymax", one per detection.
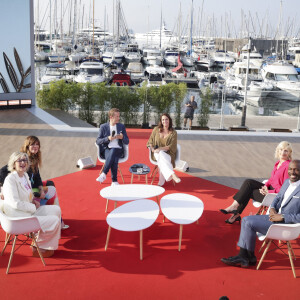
[
  {"xmin": 96, "ymin": 122, "xmax": 129, "ymax": 158},
  {"xmin": 270, "ymin": 179, "xmax": 300, "ymax": 224}
]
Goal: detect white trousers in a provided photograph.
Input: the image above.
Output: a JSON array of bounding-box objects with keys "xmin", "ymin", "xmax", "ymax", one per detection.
[
  {"xmin": 34, "ymin": 205, "xmax": 61, "ymax": 250},
  {"xmin": 154, "ymin": 151, "xmax": 174, "ymax": 185}
]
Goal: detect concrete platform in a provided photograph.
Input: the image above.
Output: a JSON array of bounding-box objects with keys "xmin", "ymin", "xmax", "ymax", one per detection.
[{"xmin": 1, "ymin": 107, "xmax": 300, "ymax": 190}]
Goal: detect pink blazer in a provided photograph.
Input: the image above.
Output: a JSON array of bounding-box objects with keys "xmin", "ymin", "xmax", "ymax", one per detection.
[{"xmin": 265, "ymin": 160, "xmax": 290, "ymax": 193}]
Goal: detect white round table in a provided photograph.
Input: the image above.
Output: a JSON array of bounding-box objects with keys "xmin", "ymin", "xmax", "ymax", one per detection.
[
  {"xmin": 105, "ymin": 199, "xmax": 160, "ymax": 260},
  {"xmin": 160, "ymin": 193, "xmax": 204, "ymax": 251},
  {"xmin": 100, "ymin": 184, "xmax": 165, "ymax": 212}
]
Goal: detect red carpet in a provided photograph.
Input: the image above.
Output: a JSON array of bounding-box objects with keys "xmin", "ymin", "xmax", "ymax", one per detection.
[{"xmin": 0, "ymin": 129, "xmax": 299, "ymax": 299}]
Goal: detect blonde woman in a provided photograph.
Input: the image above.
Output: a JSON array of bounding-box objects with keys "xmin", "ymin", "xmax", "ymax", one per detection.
[
  {"xmin": 2, "ymin": 152, "xmax": 61, "ymax": 258},
  {"xmin": 220, "ymin": 141, "xmax": 292, "ymax": 224}
]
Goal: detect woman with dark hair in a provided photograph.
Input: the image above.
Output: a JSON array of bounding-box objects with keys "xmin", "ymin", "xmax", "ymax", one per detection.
[
  {"xmin": 20, "ymin": 136, "xmax": 69, "ymax": 229},
  {"xmin": 147, "ymin": 113, "xmax": 181, "ymax": 186}
]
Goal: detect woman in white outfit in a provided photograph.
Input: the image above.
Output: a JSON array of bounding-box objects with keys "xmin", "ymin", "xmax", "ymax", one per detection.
[
  {"xmin": 2, "ymin": 151, "xmax": 61, "ymax": 258},
  {"xmin": 147, "ymin": 113, "xmax": 181, "ymax": 186}
]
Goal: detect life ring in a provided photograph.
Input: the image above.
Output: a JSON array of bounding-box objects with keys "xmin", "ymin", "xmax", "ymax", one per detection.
[{"xmin": 226, "ymin": 66, "xmax": 230, "ymax": 71}]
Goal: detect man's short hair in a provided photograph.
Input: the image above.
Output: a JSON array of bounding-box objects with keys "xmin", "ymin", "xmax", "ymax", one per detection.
[{"xmin": 108, "ymin": 108, "xmax": 120, "ymax": 118}]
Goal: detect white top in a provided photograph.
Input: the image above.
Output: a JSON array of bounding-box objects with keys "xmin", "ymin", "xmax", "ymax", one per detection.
[
  {"xmin": 106, "ymin": 199, "xmax": 159, "ymax": 231},
  {"xmin": 100, "ymin": 184, "xmax": 165, "ymax": 201},
  {"xmin": 160, "ymin": 193, "xmax": 204, "ymax": 225},
  {"xmin": 108, "ymin": 124, "xmax": 121, "ymax": 149}
]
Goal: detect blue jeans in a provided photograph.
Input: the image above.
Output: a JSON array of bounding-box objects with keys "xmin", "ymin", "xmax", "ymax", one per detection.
[
  {"xmin": 237, "ymin": 215, "xmax": 273, "ymax": 252},
  {"xmin": 103, "ymin": 148, "xmax": 122, "ymax": 182}
]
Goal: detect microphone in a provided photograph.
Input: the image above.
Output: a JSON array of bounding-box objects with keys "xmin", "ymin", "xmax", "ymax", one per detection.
[
  {"xmin": 154, "ymin": 145, "xmax": 158, "ymax": 149},
  {"xmin": 112, "ymin": 130, "xmax": 115, "ymax": 137}
]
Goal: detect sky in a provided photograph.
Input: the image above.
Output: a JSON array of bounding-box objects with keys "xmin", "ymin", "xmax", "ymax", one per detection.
[
  {"xmin": 36, "ymin": 0, "xmax": 299, "ymax": 38},
  {"xmin": 0, "ymin": 0, "xmax": 31, "ymax": 93}
]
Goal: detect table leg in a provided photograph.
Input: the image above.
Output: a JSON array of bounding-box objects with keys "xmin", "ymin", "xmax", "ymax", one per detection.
[
  {"xmin": 156, "ymin": 196, "xmax": 159, "ymax": 205},
  {"xmin": 146, "ymin": 174, "xmax": 148, "ymax": 184},
  {"xmin": 140, "ymin": 230, "xmax": 143, "ymax": 260},
  {"xmin": 105, "ymin": 199, "xmax": 109, "ymax": 213},
  {"xmin": 131, "ymin": 173, "xmax": 133, "ymax": 184},
  {"xmin": 178, "ymin": 224, "xmax": 183, "ymax": 252},
  {"xmin": 105, "ymin": 226, "xmax": 111, "ymax": 251},
  {"xmin": 114, "ymin": 201, "xmax": 117, "ymax": 209}
]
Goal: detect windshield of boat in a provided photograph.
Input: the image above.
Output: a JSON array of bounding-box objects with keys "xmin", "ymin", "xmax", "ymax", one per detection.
[
  {"xmin": 80, "ymin": 68, "xmax": 103, "ymax": 75},
  {"xmin": 149, "ymin": 73, "xmax": 162, "ymax": 81},
  {"xmin": 274, "ymin": 74, "xmax": 299, "ymax": 81},
  {"xmin": 165, "ymin": 52, "xmax": 178, "ymax": 56}
]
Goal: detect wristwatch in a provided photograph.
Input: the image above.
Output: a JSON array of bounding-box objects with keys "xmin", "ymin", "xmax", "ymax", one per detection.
[{"xmin": 281, "ymin": 214, "xmax": 285, "ymax": 221}]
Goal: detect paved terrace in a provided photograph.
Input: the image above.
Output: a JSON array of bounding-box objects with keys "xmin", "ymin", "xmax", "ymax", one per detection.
[{"xmin": 1, "ymin": 107, "xmax": 300, "ymax": 190}]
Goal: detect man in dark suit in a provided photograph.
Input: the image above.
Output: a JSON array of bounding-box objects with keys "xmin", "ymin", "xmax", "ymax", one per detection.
[
  {"xmin": 96, "ymin": 108, "xmax": 129, "ymax": 185},
  {"xmin": 221, "ymin": 160, "xmax": 300, "ymax": 268}
]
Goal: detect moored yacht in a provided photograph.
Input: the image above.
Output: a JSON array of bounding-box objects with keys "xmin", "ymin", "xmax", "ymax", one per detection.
[
  {"xmin": 142, "ymin": 48, "xmax": 163, "ymax": 66},
  {"xmin": 261, "ymin": 61, "xmax": 300, "ymax": 101},
  {"xmin": 74, "ymin": 60, "xmax": 105, "ymax": 84}
]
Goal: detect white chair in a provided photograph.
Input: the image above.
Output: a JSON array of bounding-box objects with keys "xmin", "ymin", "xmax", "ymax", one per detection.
[
  {"xmin": 95, "ymin": 143, "xmax": 129, "ymax": 184},
  {"xmin": 0, "ymin": 200, "xmax": 46, "ymax": 274},
  {"xmin": 253, "ymin": 193, "xmax": 278, "ymax": 215},
  {"xmin": 148, "ymin": 144, "xmax": 181, "ymax": 185},
  {"xmin": 256, "ymin": 223, "xmax": 300, "ymax": 278}
]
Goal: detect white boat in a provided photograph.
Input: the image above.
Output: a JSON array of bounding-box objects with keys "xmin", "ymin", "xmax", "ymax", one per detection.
[
  {"xmin": 74, "ymin": 60, "xmax": 105, "ymax": 84},
  {"xmin": 124, "ymin": 44, "xmax": 142, "ymax": 63},
  {"xmin": 180, "ymin": 52, "xmax": 195, "ymax": 67},
  {"xmin": 142, "ymin": 48, "xmax": 163, "ymax": 66},
  {"xmin": 226, "ymin": 77, "xmax": 273, "ymax": 102},
  {"xmin": 195, "ymin": 54, "xmax": 215, "ymax": 71},
  {"xmin": 48, "ymin": 53, "xmax": 67, "ymax": 62},
  {"xmin": 127, "ymin": 62, "xmax": 144, "ymax": 81},
  {"xmin": 38, "ymin": 63, "xmax": 74, "ymax": 86},
  {"xmin": 102, "ymin": 48, "xmax": 124, "ymax": 64},
  {"xmin": 68, "ymin": 52, "xmax": 86, "ymax": 62},
  {"xmin": 212, "ymin": 51, "xmax": 235, "ymax": 68},
  {"xmin": 261, "ymin": 61, "xmax": 300, "ymax": 101},
  {"xmin": 135, "ymin": 23, "xmax": 177, "ymax": 48},
  {"xmin": 143, "ymin": 65, "xmax": 166, "ymax": 87},
  {"xmin": 34, "ymin": 51, "xmax": 48, "ymax": 62},
  {"xmin": 164, "ymin": 49, "xmax": 179, "ymax": 66}
]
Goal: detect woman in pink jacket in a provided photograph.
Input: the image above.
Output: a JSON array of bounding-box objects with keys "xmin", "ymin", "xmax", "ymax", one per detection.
[{"xmin": 220, "ymin": 141, "xmax": 292, "ymax": 224}]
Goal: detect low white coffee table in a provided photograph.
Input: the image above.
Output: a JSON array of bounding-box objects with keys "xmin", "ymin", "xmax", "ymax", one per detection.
[
  {"xmin": 100, "ymin": 184, "xmax": 165, "ymax": 212},
  {"xmin": 105, "ymin": 199, "xmax": 159, "ymax": 260},
  {"xmin": 160, "ymin": 193, "xmax": 204, "ymax": 251}
]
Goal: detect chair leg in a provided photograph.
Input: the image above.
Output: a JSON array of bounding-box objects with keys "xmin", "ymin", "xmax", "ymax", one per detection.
[
  {"xmin": 150, "ymin": 166, "xmax": 157, "ymax": 178},
  {"xmin": 259, "ymin": 239, "xmax": 268, "ymax": 253},
  {"xmin": 257, "ymin": 239, "xmax": 272, "ymax": 270},
  {"xmin": 256, "ymin": 206, "xmax": 263, "ymax": 215},
  {"xmin": 99, "ymin": 165, "xmax": 104, "ymax": 175},
  {"xmin": 1, "ymin": 234, "xmax": 11, "ymax": 256},
  {"xmin": 6, "ymin": 235, "xmax": 17, "ymax": 274},
  {"xmin": 118, "ymin": 166, "xmax": 125, "ymax": 183},
  {"xmin": 151, "ymin": 167, "xmax": 159, "ymax": 185},
  {"xmin": 287, "ymin": 241, "xmax": 297, "ymax": 278},
  {"xmin": 105, "ymin": 226, "xmax": 111, "ymax": 251},
  {"xmin": 31, "ymin": 233, "xmax": 46, "ymax": 266}
]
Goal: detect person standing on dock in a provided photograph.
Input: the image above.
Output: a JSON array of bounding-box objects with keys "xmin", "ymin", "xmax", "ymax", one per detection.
[{"xmin": 183, "ymin": 95, "xmax": 197, "ymax": 129}]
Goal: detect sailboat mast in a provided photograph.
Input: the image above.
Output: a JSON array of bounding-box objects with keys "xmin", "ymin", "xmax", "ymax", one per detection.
[
  {"xmin": 159, "ymin": 0, "xmax": 162, "ymax": 50},
  {"xmin": 190, "ymin": 0, "xmax": 193, "ymax": 57}
]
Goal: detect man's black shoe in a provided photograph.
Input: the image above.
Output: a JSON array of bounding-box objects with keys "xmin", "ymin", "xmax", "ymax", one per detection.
[{"xmin": 221, "ymin": 255, "xmax": 249, "ymax": 268}]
